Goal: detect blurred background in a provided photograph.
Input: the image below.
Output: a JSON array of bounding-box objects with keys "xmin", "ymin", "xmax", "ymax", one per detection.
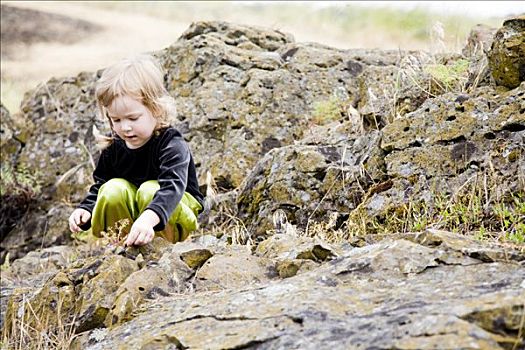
[{"xmin": 1, "ymin": 1, "xmax": 523, "ymax": 114}]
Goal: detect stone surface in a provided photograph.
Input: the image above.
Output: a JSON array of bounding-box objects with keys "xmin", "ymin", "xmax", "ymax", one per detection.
[
  {"xmin": 2, "ymin": 19, "xmax": 525, "ymax": 350},
  {"xmin": 488, "ymin": 16, "xmax": 525, "ymax": 89},
  {"xmin": 66, "ymin": 233, "xmax": 524, "ymax": 350},
  {"xmin": 237, "ymin": 131, "xmax": 386, "ymax": 237},
  {"xmin": 462, "ymin": 24, "xmax": 497, "ymax": 57},
  {"xmin": 1, "ymin": 203, "xmax": 75, "ymax": 263},
  {"xmin": 0, "ymin": 103, "xmax": 23, "ymax": 165}
]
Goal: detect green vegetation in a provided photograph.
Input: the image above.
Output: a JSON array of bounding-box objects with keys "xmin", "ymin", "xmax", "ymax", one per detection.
[
  {"xmin": 346, "ymin": 175, "xmax": 525, "ymax": 246},
  {"xmin": 424, "ymin": 58, "xmax": 471, "ymax": 93},
  {"xmin": 311, "ymin": 96, "xmax": 345, "ymax": 125},
  {"xmin": 317, "ymin": 5, "xmax": 497, "ymax": 49},
  {"xmin": 0, "ymin": 165, "xmax": 41, "ymax": 197}
]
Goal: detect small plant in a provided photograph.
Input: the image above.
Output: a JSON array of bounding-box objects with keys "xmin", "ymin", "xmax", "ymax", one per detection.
[
  {"xmin": 493, "ymin": 194, "xmax": 525, "ymax": 244},
  {"xmin": 424, "ymin": 58, "xmax": 470, "ymax": 93},
  {"xmin": 303, "ymin": 214, "xmax": 347, "ymax": 244},
  {"xmin": 312, "ymin": 96, "xmax": 345, "ymax": 125},
  {"xmin": 99, "ymin": 218, "xmax": 131, "ymax": 246},
  {"xmin": 345, "ymin": 173, "xmax": 525, "ymax": 247},
  {"xmin": 0, "ymin": 164, "xmax": 42, "ymax": 197}
]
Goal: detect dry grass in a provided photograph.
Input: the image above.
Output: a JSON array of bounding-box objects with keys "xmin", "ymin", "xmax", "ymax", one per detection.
[
  {"xmin": 1, "ymin": 292, "xmax": 78, "ymax": 350},
  {"xmin": 345, "ymin": 171, "xmax": 525, "ymax": 248}
]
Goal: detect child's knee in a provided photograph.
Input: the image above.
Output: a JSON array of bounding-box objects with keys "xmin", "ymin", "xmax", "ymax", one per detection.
[
  {"xmin": 136, "ymin": 180, "xmax": 159, "ymax": 202},
  {"xmin": 99, "ymin": 178, "xmax": 134, "ymax": 206}
]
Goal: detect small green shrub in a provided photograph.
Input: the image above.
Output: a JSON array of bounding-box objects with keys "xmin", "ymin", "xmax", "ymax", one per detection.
[
  {"xmin": 312, "ymin": 96, "xmax": 345, "ymax": 125},
  {"xmin": 424, "ymin": 58, "xmax": 470, "ymax": 93},
  {"xmin": 0, "ymin": 165, "xmax": 41, "ymax": 197}
]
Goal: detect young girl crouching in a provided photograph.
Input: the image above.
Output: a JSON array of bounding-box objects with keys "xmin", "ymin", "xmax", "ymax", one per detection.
[{"xmin": 68, "ymin": 54, "xmax": 204, "ymax": 246}]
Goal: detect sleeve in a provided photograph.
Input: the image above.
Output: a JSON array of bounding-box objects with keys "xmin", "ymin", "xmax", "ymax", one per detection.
[
  {"xmin": 146, "ymin": 137, "xmax": 190, "ymax": 231},
  {"xmin": 77, "ymin": 147, "xmax": 114, "ymax": 230}
]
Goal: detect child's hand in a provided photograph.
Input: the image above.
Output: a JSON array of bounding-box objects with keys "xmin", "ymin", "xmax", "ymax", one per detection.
[
  {"xmin": 125, "ymin": 210, "xmax": 159, "ymax": 246},
  {"xmin": 68, "ymin": 208, "xmax": 91, "ymax": 233}
]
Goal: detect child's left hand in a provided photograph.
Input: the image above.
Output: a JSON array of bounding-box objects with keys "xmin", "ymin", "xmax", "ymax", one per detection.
[{"xmin": 125, "ymin": 210, "xmax": 159, "ymax": 246}]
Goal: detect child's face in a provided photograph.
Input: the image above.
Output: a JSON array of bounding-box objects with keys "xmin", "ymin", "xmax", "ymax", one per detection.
[{"xmin": 106, "ymin": 95, "xmax": 158, "ymax": 149}]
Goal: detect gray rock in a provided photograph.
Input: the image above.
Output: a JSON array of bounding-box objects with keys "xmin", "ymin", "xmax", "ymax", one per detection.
[
  {"xmin": 78, "ymin": 235, "xmax": 524, "ymax": 350},
  {"xmin": 488, "ymin": 16, "xmax": 525, "ymax": 89}
]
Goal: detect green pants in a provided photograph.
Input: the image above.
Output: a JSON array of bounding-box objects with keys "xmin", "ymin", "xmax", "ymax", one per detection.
[{"xmin": 92, "ymin": 178, "xmax": 202, "ymax": 243}]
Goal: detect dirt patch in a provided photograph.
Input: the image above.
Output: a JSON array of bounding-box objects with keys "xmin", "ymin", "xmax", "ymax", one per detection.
[{"xmin": 1, "ymin": 4, "xmax": 102, "ymax": 59}]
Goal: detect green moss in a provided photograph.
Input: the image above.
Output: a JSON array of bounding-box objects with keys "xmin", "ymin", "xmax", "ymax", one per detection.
[
  {"xmin": 424, "ymin": 59, "xmax": 470, "ymax": 92},
  {"xmin": 312, "ymin": 96, "xmax": 344, "ymax": 125}
]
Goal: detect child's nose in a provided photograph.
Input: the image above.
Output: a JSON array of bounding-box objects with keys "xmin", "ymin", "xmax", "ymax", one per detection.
[{"xmin": 122, "ymin": 121, "xmax": 132, "ymax": 131}]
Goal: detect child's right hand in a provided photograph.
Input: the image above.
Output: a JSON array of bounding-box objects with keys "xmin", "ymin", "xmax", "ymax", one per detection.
[{"xmin": 68, "ymin": 208, "xmax": 92, "ymax": 233}]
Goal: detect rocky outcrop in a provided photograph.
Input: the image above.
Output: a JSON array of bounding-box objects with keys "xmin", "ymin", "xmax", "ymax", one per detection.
[
  {"xmin": 1, "ymin": 17, "xmax": 524, "ymax": 264},
  {"xmin": 236, "ymin": 83, "xmax": 524, "ymax": 237},
  {"xmin": 0, "ymin": 103, "xmax": 44, "ymax": 253},
  {"xmin": 16, "ymin": 72, "xmax": 103, "ymax": 203},
  {"xmin": 5, "ymin": 230, "xmax": 523, "ymax": 349},
  {"xmin": 1, "ymin": 17, "xmax": 525, "ymax": 349},
  {"xmin": 163, "ymin": 23, "xmax": 439, "ymax": 189},
  {"xmin": 1, "ymin": 20, "xmax": 449, "ymax": 260},
  {"xmin": 488, "ymin": 16, "xmax": 525, "ymax": 89},
  {"xmin": 0, "ymin": 73, "xmax": 102, "ymax": 262}
]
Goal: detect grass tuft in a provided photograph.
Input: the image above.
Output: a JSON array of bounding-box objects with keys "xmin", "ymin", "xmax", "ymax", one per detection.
[{"xmin": 345, "ymin": 173, "xmax": 525, "ymax": 247}]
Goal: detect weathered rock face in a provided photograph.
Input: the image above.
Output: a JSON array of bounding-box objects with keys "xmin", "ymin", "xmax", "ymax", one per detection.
[
  {"xmin": 234, "ymin": 83, "xmax": 524, "ymax": 238},
  {"xmin": 0, "ymin": 103, "xmax": 23, "ymax": 165},
  {"xmin": 1, "ymin": 103, "xmax": 48, "ymax": 256},
  {"xmin": 15, "ymin": 231, "xmax": 516, "ymax": 350},
  {"xmin": 488, "ymin": 16, "xmax": 525, "ymax": 89},
  {"xmin": 3, "ymin": 231, "xmax": 524, "ymax": 349},
  {"xmin": 2, "ymin": 18, "xmax": 525, "ymax": 349},
  {"xmin": 161, "ymin": 22, "xmax": 410, "ymax": 190},
  {"xmin": 368, "ymin": 84, "xmax": 525, "ymax": 220},
  {"xmin": 16, "ymin": 72, "xmax": 103, "ymax": 203},
  {"xmin": 237, "ymin": 131, "xmax": 387, "ymax": 236},
  {"xmin": 1, "ymin": 203, "xmax": 74, "ymax": 263}
]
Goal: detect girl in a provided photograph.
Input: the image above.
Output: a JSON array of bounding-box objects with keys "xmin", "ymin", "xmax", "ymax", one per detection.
[{"xmin": 68, "ymin": 54, "xmax": 204, "ymax": 246}]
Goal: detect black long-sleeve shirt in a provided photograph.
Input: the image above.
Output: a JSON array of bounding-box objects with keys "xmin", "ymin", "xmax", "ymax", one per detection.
[{"xmin": 78, "ymin": 126, "xmax": 204, "ymax": 231}]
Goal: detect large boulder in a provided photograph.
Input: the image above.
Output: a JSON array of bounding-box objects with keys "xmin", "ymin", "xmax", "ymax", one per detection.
[
  {"xmin": 3, "ymin": 20, "xmax": 454, "ymax": 260},
  {"xmin": 16, "ymin": 72, "xmax": 103, "ymax": 204},
  {"xmin": 60, "ymin": 231, "xmax": 524, "ymax": 350},
  {"xmin": 237, "ymin": 131, "xmax": 386, "ymax": 236},
  {"xmin": 488, "ymin": 16, "xmax": 525, "ymax": 89},
  {"xmin": 162, "ymin": 22, "xmax": 385, "ymax": 189}
]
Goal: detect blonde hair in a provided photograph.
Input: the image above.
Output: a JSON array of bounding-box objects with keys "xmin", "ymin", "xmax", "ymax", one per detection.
[{"xmin": 95, "ymin": 54, "xmax": 176, "ymax": 148}]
